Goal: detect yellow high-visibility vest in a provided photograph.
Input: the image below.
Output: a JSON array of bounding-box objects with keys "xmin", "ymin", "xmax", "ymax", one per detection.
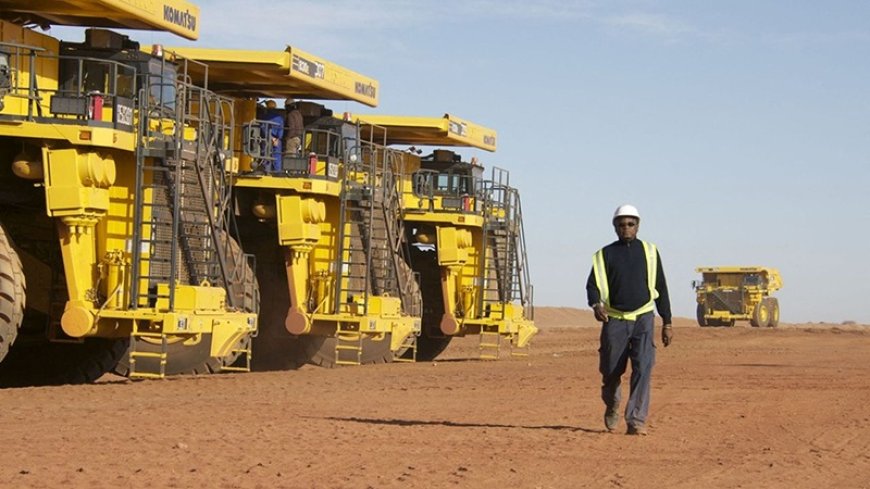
[{"xmin": 592, "ymin": 241, "xmax": 659, "ymax": 321}]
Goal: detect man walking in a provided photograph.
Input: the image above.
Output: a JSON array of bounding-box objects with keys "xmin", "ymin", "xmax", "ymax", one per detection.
[{"xmin": 586, "ymin": 204, "xmax": 673, "ymax": 435}]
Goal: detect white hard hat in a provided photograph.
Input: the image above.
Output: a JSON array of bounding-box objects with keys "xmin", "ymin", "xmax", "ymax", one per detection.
[{"xmin": 613, "ymin": 204, "xmax": 640, "ymax": 221}]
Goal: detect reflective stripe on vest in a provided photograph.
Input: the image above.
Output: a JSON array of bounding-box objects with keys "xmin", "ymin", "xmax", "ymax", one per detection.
[{"xmin": 592, "ymin": 241, "xmax": 659, "ymax": 321}]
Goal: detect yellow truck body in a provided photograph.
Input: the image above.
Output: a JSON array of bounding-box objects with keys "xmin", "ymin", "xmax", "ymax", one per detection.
[{"xmin": 694, "ymin": 266, "xmax": 783, "ymax": 328}]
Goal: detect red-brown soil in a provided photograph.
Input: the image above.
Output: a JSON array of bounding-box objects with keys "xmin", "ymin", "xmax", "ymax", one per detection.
[{"xmin": 0, "ymin": 307, "xmax": 868, "ymax": 488}]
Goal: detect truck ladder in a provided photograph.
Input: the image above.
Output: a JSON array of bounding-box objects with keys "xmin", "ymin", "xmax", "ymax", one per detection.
[
  {"xmin": 478, "ymin": 323, "xmax": 501, "ymax": 360},
  {"xmin": 333, "ymin": 162, "xmax": 374, "ymax": 314},
  {"xmin": 128, "ymin": 328, "xmax": 168, "ymax": 379},
  {"xmin": 129, "ymin": 58, "xmax": 243, "ymax": 311},
  {"xmin": 477, "ymin": 167, "xmax": 533, "ymax": 320},
  {"xmin": 334, "ymin": 323, "xmax": 363, "ymax": 366},
  {"xmin": 220, "ymin": 337, "xmax": 252, "ymax": 373},
  {"xmin": 393, "ymin": 332, "xmax": 418, "ymax": 363}
]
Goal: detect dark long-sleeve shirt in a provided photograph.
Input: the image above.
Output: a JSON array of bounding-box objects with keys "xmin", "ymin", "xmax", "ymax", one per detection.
[{"xmin": 586, "ymin": 239, "xmax": 672, "ymax": 323}]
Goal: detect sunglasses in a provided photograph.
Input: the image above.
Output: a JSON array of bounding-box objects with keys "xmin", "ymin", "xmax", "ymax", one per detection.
[{"xmin": 616, "ymin": 221, "xmax": 637, "ymax": 228}]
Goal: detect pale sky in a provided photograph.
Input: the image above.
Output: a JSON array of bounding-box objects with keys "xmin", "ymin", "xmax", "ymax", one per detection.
[{"xmin": 53, "ymin": 1, "xmax": 870, "ymax": 323}]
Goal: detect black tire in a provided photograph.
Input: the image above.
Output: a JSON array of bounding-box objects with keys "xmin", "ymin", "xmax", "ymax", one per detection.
[
  {"xmin": 410, "ymin": 334, "xmax": 453, "ymax": 362},
  {"xmin": 400, "ymin": 245, "xmax": 452, "ymax": 361},
  {"xmin": 244, "ymin": 226, "xmax": 312, "ymax": 372},
  {"xmin": 0, "ymin": 223, "xmax": 25, "ymax": 364},
  {"xmin": 696, "ymin": 303, "xmax": 708, "ymax": 327},
  {"xmin": 0, "ymin": 338, "xmax": 128, "ymax": 387},
  {"xmin": 112, "ymin": 334, "xmax": 223, "ymax": 376},
  {"xmin": 750, "ymin": 301, "xmax": 770, "ymax": 328},
  {"xmin": 113, "ymin": 233, "xmax": 258, "ymax": 377},
  {"xmin": 0, "ymin": 222, "xmax": 126, "ymax": 387},
  {"xmin": 766, "ymin": 298, "xmax": 780, "ymax": 328},
  {"xmin": 304, "ymin": 334, "xmax": 394, "ymax": 368}
]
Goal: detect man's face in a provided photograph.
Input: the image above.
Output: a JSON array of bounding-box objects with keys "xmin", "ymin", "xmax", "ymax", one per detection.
[{"xmin": 614, "ymin": 217, "xmax": 639, "ymax": 241}]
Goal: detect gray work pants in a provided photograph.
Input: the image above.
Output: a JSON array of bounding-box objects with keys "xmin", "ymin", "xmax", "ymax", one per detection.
[{"xmin": 599, "ymin": 311, "xmax": 656, "ymax": 428}]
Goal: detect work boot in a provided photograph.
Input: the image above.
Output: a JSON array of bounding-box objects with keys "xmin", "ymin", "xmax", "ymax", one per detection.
[
  {"xmin": 604, "ymin": 406, "xmax": 619, "ymax": 432},
  {"xmin": 626, "ymin": 424, "xmax": 648, "ymax": 436}
]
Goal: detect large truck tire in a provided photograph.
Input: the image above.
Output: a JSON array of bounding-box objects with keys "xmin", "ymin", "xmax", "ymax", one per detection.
[
  {"xmin": 400, "ymin": 246, "xmax": 452, "ymax": 362},
  {"xmin": 0, "ymin": 223, "xmax": 25, "ymax": 364},
  {"xmin": 0, "ymin": 338, "xmax": 128, "ymax": 387},
  {"xmin": 750, "ymin": 300, "xmax": 771, "ymax": 328},
  {"xmin": 113, "ymin": 233, "xmax": 258, "ymax": 377},
  {"xmin": 766, "ymin": 298, "xmax": 780, "ymax": 328},
  {"xmin": 244, "ymin": 226, "xmax": 312, "ymax": 372},
  {"xmin": 408, "ymin": 333, "xmax": 453, "ymax": 362},
  {"xmin": 304, "ymin": 334, "xmax": 394, "ymax": 368}
]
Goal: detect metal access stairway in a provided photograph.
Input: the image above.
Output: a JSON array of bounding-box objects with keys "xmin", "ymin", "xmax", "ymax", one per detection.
[
  {"xmin": 126, "ymin": 57, "xmax": 250, "ymax": 379},
  {"xmin": 331, "ymin": 126, "xmax": 419, "ymax": 363},
  {"xmin": 333, "ymin": 132, "xmax": 410, "ymax": 314},
  {"xmin": 478, "ymin": 167, "xmax": 533, "ymax": 321}
]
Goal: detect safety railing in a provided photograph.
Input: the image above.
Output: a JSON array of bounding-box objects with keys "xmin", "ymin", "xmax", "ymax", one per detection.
[
  {"xmin": 0, "ymin": 41, "xmax": 137, "ymax": 131},
  {"xmin": 405, "ymin": 167, "xmax": 479, "ymax": 214}
]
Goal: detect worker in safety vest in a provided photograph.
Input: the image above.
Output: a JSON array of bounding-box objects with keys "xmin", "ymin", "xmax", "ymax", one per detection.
[{"xmin": 586, "ymin": 204, "xmax": 673, "ymax": 435}]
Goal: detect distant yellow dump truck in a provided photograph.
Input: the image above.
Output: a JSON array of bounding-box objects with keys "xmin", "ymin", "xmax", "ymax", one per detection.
[{"xmin": 694, "ymin": 267, "xmax": 782, "ymax": 328}]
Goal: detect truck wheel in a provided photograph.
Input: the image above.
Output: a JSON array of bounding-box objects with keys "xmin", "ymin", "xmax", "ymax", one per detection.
[
  {"xmin": 0, "ymin": 338, "xmax": 128, "ymax": 387},
  {"xmin": 766, "ymin": 298, "xmax": 780, "ymax": 328},
  {"xmin": 0, "ymin": 223, "xmax": 25, "ymax": 364},
  {"xmin": 304, "ymin": 334, "xmax": 395, "ymax": 368},
  {"xmin": 751, "ymin": 301, "xmax": 770, "ymax": 328},
  {"xmin": 408, "ymin": 333, "xmax": 453, "ymax": 362},
  {"xmin": 696, "ymin": 304, "xmax": 708, "ymax": 327}
]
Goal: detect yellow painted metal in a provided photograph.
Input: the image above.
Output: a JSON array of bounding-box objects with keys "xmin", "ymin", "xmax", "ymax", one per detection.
[
  {"xmin": 436, "ymin": 227, "xmax": 472, "ymax": 266},
  {"xmin": 0, "ymin": 0, "xmax": 201, "ymax": 40},
  {"xmin": 234, "ymin": 175, "xmax": 342, "ymax": 194},
  {"xmin": 277, "ymin": 195, "xmax": 325, "ymax": 247},
  {"xmin": 162, "ymin": 46, "xmax": 379, "ymax": 106},
  {"xmin": 155, "ymin": 284, "xmax": 227, "ymax": 313},
  {"xmin": 276, "ymin": 195, "xmax": 326, "ymax": 336},
  {"xmin": 0, "ymin": 20, "xmax": 59, "ymax": 117},
  {"xmin": 349, "ymin": 114, "xmax": 497, "ymax": 152},
  {"xmin": 208, "ymin": 320, "xmax": 254, "ymax": 358}
]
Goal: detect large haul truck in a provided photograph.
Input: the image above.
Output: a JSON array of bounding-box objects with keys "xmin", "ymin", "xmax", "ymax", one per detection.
[
  {"xmin": 165, "ymin": 47, "xmax": 422, "ymax": 369},
  {"xmin": 694, "ymin": 266, "xmax": 783, "ymax": 328},
  {"xmin": 0, "ymin": 1, "xmax": 257, "ymax": 385},
  {"xmin": 349, "ymin": 114, "xmax": 537, "ymax": 360}
]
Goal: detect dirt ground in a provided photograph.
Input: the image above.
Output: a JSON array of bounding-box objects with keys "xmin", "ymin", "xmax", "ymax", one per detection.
[{"xmin": 1, "ymin": 308, "xmax": 869, "ymax": 489}]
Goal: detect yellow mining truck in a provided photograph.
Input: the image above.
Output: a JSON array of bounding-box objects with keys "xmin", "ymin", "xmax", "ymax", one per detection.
[
  {"xmin": 0, "ymin": 0, "xmax": 258, "ymax": 385},
  {"xmin": 349, "ymin": 114, "xmax": 537, "ymax": 360},
  {"xmin": 165, "ymin": 47, "xmax": 422, "ymax": 368},
  {"xmin": 694, "ymin": 267, "xmax": 782, "ymax": 328}
]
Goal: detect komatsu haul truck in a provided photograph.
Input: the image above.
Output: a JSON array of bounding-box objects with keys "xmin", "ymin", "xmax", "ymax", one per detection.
[
  {"xmin": 165, "ymin": 46, "xmax": 422, "ymax": 368},
  {"xmin": 0, "ymin": 0, "xmax": 257, "ymax": 385},
  {"xmin": 349, "ymin": 114, "xmax": 537, "ymax": 361}
]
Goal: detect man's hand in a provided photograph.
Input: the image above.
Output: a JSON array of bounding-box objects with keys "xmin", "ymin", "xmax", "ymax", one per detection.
[
  {"xmin": 592, "ymin": 303, "xmax": 608, "ymax": 322},
  {"xmin": 661, "ymin": 325, "xmax": 673, "ymax": 347}
]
